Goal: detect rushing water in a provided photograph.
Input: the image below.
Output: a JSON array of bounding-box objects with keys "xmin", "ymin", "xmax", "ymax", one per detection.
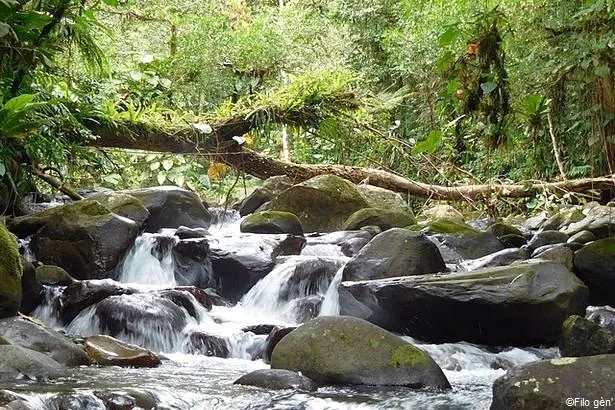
[{"xmin": 6, "ymin": 211, "xmax": 558, "ymax": 409}]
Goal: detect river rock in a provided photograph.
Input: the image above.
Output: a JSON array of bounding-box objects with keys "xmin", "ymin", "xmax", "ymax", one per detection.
[
  {"xmin": 0, "ymin": 315, "xmax": 90, "ymax": 366},
  {"xmin": 490, "ymin": 355, "xmax": 615, "ymax": 410},
  {"xmin": 167, "ymin": 286, "xmax": 214, "ymax": 311},
  {"xmin": 263, "ymin": 326, "xmax": 296, "ymax": 364},
  {"xmin": 498, "ymin": 234, "xmax": 527, "ymax": 248},
  {"xmin": 84, "ymin": 335, "xmax": 161, "ymax": 367},
  {"xmin": 155, "ymin": 288, "xmax": 207, "ymax": 319},
  {"xmin": 234, "ymin": 369, "xmax": 318, "ymax": 391},
  {"xmin": 459, "ymin": 248, "xmax": 529, "ymax": 271},
  {"xmin": 240, "ymin": 211, "xmax": 304, "ymax": 236},
  {"xmin": 567, "ymin": 230, "xmax": 595, "ymax": 244},
  {"xmin": 93, "ymin": 392, "xmax": 137, "ymax": 410},
  {"xmin": 0, "ymin": 345, "xmax": 64, "ymax": 381},
  {"xmin": 343, "ymin": 228, "xmax": 445, "ymax": 282},
  {"xmin": 419, "ymin": 204, "xmax": 465, "ymax": 224},
  {"xmin": 265, "ymin": 174, "xmax": 369, "ymax": 232},
  {"xmin": 172, "ymin": 237, "xmax": 213, "ymax": 288},
  {"xmin": 487, "ymin": 222, "xmax": 524, "ymax": 239},
  {"xmin": 35, "ymin": 264, "xmax": 76, "ymax": 286},
  {"xmin": 270, "ymin": 316, "xmax": 450, "ymax": 389},
  {"xmin": 60, "ymin": 279, "xmax": 136, "ymax": 324},
  {"xmin": 357, "ymin": 184, "xmax": 412, "ymax": 214},
  {"xmin": 19, "ymin": 257, "xmax": 42, "ymax": 314},
  {"xmin": 87, "ymin": 191, "xmax": 150, "ymax": 228},
  {"xmin": 540, "ymin": 207, "xmax": 584, "ymax": 231},
  {"xmin": 342, "ymin": 208, "xmax": 415, "ymax": 231},
  {"xmin": 573, "ymin": 237, "xmax": 615, "ymax": 305},
  {"xmin": 586, "ymin": 305, "xmax": 615, "ymax": 331},
  {"xmin": 340, "ymin": 260, "xmax": 588, "ymax": 345},
  {"xmin": 237, "ymin": 176, "xmax": 294, "ymax": 216},
  {"xmin": 526, "ymin": 230, "xmax": 568, "ymax": 252},
  {"xmin": 278, "ymin": 257, "xmax": 343, "ymax": 302},
  {"xmin": 10, "ymin": 200, "xmax": 139, "ymax": 280},
  {"xmin": 428, "ymin": 229, "xmax": 505, "ymax": 263},
  {"xmin": 532, "ymin": 244, "xmax": 574, "ymax": 269},
  {"xmin": 209, "ymin": 233, "xmax": 305, "ymax": 301},
  {"xmin": 560, "ymin": 315, "xmax": 615, "ymax": 357},
  {"xmin": 185, "ymin": 332, "xmax": 229, "ymax": 357},
  {"xmin": 123, "ymin": 186, "xmax": 212, "ymax": 232},
  {"xmin": 562, "ymin": 204, "xmax": 615, "ymax": 238},
  {"xmin": 175, "ymin": 226, "xmax": 208, "ymax": 239},
  {"xmin": 0, "ymin": 223, "xmax": 21, "ymax": 318}
]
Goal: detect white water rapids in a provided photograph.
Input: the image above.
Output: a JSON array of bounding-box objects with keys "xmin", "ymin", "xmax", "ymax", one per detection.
[{"xmin": 12, "ymin": 211, "xmax": 557, "ymax": 409}]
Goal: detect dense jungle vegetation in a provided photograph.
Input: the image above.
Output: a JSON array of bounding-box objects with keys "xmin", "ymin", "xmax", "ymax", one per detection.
[{"xmin": 1, "ymin": 0, "xmax": 615, "ymax": 213}]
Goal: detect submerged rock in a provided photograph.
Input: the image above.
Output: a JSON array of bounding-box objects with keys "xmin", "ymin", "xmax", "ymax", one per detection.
[
  {"xmin": 342, "ymin": 208, "xmax": 415, "ymax": 231},
  {"xmin": 85, "ymin": 335, "xmax": 161, "ymax": 367},
  {"xmin": 185, "ymin": 332, "xmax": 229, "ymax": 357},
  {"xmin": 342, "ymin": 228, "xmax": 445, "ymax": 281},
  {"xmin": 491, "ymin": 355, "xmax": 615, "ymax": 410},
  {"xmin": 240, "ymin": 211, "xmax": 304, "ymax": 236},
  {"xmin": 10, "ymin": 200, "xmax": 139, "ymax": 280},
  {"xmin": 573, "ymin": 237, "xmax": 615, "ymax": 306},
  {"xmin": 560, "ymin": 315, "xmax": 615, "ymax": 357},
  {"xmin": 209, "ymin": 233, "xmax": 305, "ymax": 302},
  {"xmin": 265, "ymin": 174, "xmax": 369, "ymax": 232},
  {"xmin": 0, "ymin": 345, "xmax": 64, "ymax": 381},
  {"xmin": 341, "ymin": 260, "xmax": 588, "ymax": 345},
  {"xmin": 0, "ymin": 315, "xmax": 90, "ymax": 366},
  {"xmin": 271, "ymin": 316, "xmax": 450, "ymax": 389},
  {"xmin": 123, "ymin": 186, "xmax": 212, "ymax": 232},
  {"xmin": 0, "ymin": 223, "xmax": 22, "ymax": 318},
  {"xmin": 234, "ymin": 369, "xmax": 318, "ymax": 391}
]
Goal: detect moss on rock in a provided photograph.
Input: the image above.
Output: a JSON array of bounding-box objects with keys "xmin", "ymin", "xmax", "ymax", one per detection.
[
  {"xmin": 240, "ymin": 211, "xmax": 303, "ymax": 235},
  {"xmin": 0, "ymin": 223, "xmax": 22, "ymax": 318},
  {"xmin": 342, "ymin": 208, "xmax": 415, "ymax": 231}
]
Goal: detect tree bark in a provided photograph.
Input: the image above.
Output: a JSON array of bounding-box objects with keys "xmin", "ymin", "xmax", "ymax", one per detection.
[{"xmin": 87, "ymin": 122, "xmax": 615, "ymax": 201}]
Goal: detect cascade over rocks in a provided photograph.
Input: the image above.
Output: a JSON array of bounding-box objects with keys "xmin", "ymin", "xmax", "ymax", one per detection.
[
  {"xmin": 270, "ymin": 316, "xmax": 451, "ymax": 389},
  {"xmin": 234, "ymin": 369, "xmax": 318, "ymax": 391},
  {"xmin": 0, "ymin": 345, "xmax": 64, "ymax": 381},
  {"xmin": 84, "ymin": 335, "xmax": 161, "ymax": 367},
  {"xmin": 9, "ymin": 200, "xmax": 139, "ymax": 280},
  {"xmin": 573, "ymin": 237, "xmax": 615, "ymax": 305},
  {"xmin": 340, "ymin": 260, "xmax": 588, "ymax": 345},
  {"xmin": 342, "ymin": 228, "xmax": 446, "ymax": 282},
  {"xmin": 60, "ymin": 279, "xmax": 136, "ymax": 324},
  {"xmin": 209, "ymin": 233, "xmax": 306, "ymax": 301},
  {"xmin": 19, "ymin": 257, "xmax": 42, "ymax": 314},
  {"xmin": 122, "ymin": 186, "xmax": 212, "ymax": 232},
  {"xmin": 264, "ymin": 174, "xmax": 369, "ymax": 232},
  {"xmin": 240, "ymin": 211, "xmax": 304, "ymax": 236},
  {"xmin": 171, "ymin": 237, "xmax": 213, "ymax": 288},
  {"xmin": 0, "ymin": 223, "xmax": 22, "ymax": 318},
  {"xmin": 341, "ymin": 208, "xmax": 415, "ymax": 231},
  {"xmin": 185, "ymin": 332, "xmax": 229, "ymax": 357},
  {"xmin": 0, "ymin": 315, "xmax": 90, "ymax": 366},
  {"xmin": 491, "ymin": 355, "xmax": 615, "ymax": 410}
]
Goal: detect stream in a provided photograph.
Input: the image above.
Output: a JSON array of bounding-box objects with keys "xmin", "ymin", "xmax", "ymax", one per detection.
[{"xmin": 1, "ymin": 211, "xmax": 558, "ymax": 410}]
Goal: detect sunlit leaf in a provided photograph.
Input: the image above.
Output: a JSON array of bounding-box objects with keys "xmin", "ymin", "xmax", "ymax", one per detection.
[
  {"xmin": 439, "ymin": 27, "xmax": 459, "ymax": 47},
  {"xmin": 0, "ymin": 163, "xmax": 5, "ymax": 177},
  {"xmin": 162, "ymin": 159, "xmax": 173, "ymax": 170},
  {"xmin": 412, "ymin": 131, "xmax": 443, "ymax": 155},
  {"xmin": 157, "ymin": 171, "xmax": 167, "ymax": 185},
  {"xmin": 103, "ymin": 0, "xmax": 119, "ymax": 6},
  {"xmin": 207, "ymin": 162, "xmax": 228, "ymax": 181},
  {"xmin": 480, "ymin": 82, "xmax": 497, "ymax": 95},
  {"xmin": 150, "ymin": 161, "xmax": 160, "ymax": 171}
]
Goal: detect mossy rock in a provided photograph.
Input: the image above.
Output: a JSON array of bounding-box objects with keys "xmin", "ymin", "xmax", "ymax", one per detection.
[
  {"xmin": 419, "ymin": 204, "xmax": 465, "ymax": 224},
  {"xmin": 541, "ymin": 207, "xmax": 584, "ymax": 231},
  {"xmin": 342, "ymin": 208, "xmax": 415, "ymax": 231},
  {"xmin": 491, "ymin": 354, "xmax": 615, "ymax": 410},
  {"xmin": 35, "ymin": 265, "xmax": 76, "ymax": 286},
  {"xmin": 0, "ymin": 223, "xmax": 22, "ymax": 318},
  {"xmin": 498, "ymin": 234, "xmax": 527, "ymax": 248},
  {"xmin": 573, "ymin": 237, "xmax": 615, "ymax": 305},
  {"xmin": 88, "ymin": 191, "xmax": 150, "ymax": 228},
  {"xmin": 487, "ymin": 222, "xmax": 524, "ymax": 238},
  {"xmin": 421, "ymin": 218, "xmax": 478, "ymax": 234},
  {"xmin": 560, "ymin": 315, "xmax": 615, "ymax": 357},
  {"xmin": 265, "ymin": 175, "xmax": 369, "ymax": 232},
  {"xmin": 240, "ymin": 211, "xmax": 303, "ymax": 236},
  {"xmin": 270, "ymin": 316, "xmax": 450, "ymax": 389},
  {"xmin": 356, "ymin": 185, "xmax": 412, "ymax": 213}
]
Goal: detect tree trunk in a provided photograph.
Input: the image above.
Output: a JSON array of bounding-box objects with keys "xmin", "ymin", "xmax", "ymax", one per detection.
[{"xmin": 87, "ymin": 122, "xmax": 615, "ymax": 201}]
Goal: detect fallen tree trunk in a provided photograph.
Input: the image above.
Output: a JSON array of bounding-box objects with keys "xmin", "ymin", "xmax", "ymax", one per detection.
[{"xmin": 88, "ymin": 122, "xmax": 615, "ymax": 201}]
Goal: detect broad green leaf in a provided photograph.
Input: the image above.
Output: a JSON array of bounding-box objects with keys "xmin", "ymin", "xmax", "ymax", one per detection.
[
  {"xmin": 412, "ymin": 130, "xmax": 443, "ymax": 155},
  {"xmin": 0, "ymin": 23, "xmax": 10, "ymax": 38},
  {"xmin": 150, "ymin": 161, "xmax": 160, "ymax": 171},
  {"xmin": 175, "ymin": 175, "xmax": 185, "ymax": 187},
  {"xmin": 103, "ymin": 0, "xmax": 119, "ymax": 6},
  {"xmin": 439, "ymin": 27, "xmax": 459, "ymax": 47},
  {"xmin": 157, "ymin": 171, "xmax": 167, "ymax": 185},
  {"xmin": 480, "ymin": 82, "xmax": 498, "ymax": 95},
  {"xmin": 2, "ymin": 94, "xmax": 35, "ymax": 111},
  {"xmin": 162, "ymin": 159, "xmax": 174, "ymax": 170}
]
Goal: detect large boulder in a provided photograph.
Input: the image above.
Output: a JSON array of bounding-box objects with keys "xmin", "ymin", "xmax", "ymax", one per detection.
[
  {"xmin": 87, "ymin": 191, "xmax": 150, "ymax": 228},
  {"xmin": 35, "ymin": 264, "xmax": 76, "ymax": 286},
  {"xmin": 459, "ymin": 248, "xmax": 529, "ymax": 271},
  {"xmin": 356, "ymin": 184, "xmax": 412, "ymax": 214},
  {"xmin": 123, "ymin": 186, "xmax": 211, "ymax": 232},
  {"xmin": 562, "ymin": 204, "xmax": 615, "ymax": 239},
  {"xmin": 19, "ymin": 257, "xmax": 42, "ymax": 314},
  {"xmin": 59, "ymin": 279, "xmax": 136, "ymax": 324},
  {"xmin": 184, "ymin": 332, "xmax": 229, "ymax": 357},
  {"xmin": 428, "ymin": 229, "xmax": 505, "ymax": 263},
  {"xmin": 573, "ymin": 237, "xmax": 615, "ymax": 305},
  {"xmin": 0, "ymin": 315, "xmax": 90, "ymax": 366},
  {"xmin": 0, "ymin": 223, "xmax": 21, "ymax": 318},
  {"xmin": 270, "ymin": 316, "xmax": 450, "ymax": 389},
  {"xmin": 418, "ymin": 204, "xmax": 465, "ymax": 224},
  {"xmin": 84, "ymin": 335, "xmax": 161, "ymax": 367},
  {"xmin": 9, "ymin": 200, "xmax": 139, "ymax": 280},
  {"xmin": 560, "ymin": 315, "xmax": 615, "ymax": 357},
  {"xmin": 491, "ymin": 355, "xmax": 615, "ymax": 410},
  {"xmin": 340, "ymin": 260, "xmax": 588, "ymax": 345},
  {"xmin": 234, "ymin": 369, "xmax": 318, "ymax": 391},
  {"xmin": 172, "ymin": 237, "xmax": 213, "ymax": 288},
  {"xmin": 342, "ymin": 228, "xmax": 445, "ymax": 282},
  {"xmin": 240, "ymin": 211, "xmax": 303, "ymax": 236},
  {"xmin": 265, "ymin": 175, "xmax": 369, "ymax": 232},
  {"xmin": 237, "ymin": 176, "xmax": 294, "ymax": 216},
  {"xmin": 209, "ymin": 233, "xmax": 305, "ymax": 301},
  {"xmin": 342, "ymin": 208, "xmax": 415, "ymax": 231},
  {"xmin": 0, "ymin": 345, "xmax": 64, "ymax": 381}
]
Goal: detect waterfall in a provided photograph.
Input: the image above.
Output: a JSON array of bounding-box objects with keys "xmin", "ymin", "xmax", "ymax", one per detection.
[
  {"xmin": 118, "ymin": 233, "xmax": 178, "ymax": 287},
  {"xmin": 319, "ymin": 267, "xmax": 344, "ymax": 316}
]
